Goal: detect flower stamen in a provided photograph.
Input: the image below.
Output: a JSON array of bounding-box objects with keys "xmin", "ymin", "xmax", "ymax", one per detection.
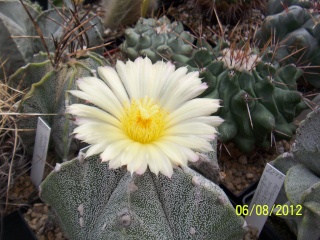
[{"xmin": 121, "ymin": 97, "xmax": 167, "ymax": 143}]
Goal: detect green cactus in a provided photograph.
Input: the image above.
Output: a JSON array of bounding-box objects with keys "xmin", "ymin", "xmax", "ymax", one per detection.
[
  {"xmin": 32, "ymin": 7, "xmax": 104, "ymax": 55},
  {"xmin": 39, "ymin": 141, "xmax": 247, "ymax": 239},
  {"xmin": 0, "ymin": 0, "xmax": 40, "ymax": 80},
  {"xmin": 102, "ymin": 0, "xmax": 158, "ymax": 29},
  {"xmin": 120, "ymin": 16, "xmax": 194, "ymax": 63},
  {"xmin": 172, "ymin": 40, "xmax": 306, "ymax": 153},
  {"xmin": 271, "ymin": 107, "xmax": 320, "ymax": 240},
  {"xmin": 255, "ymin": 6, "xmax": 320, "ymax": 87},
  {"xmin": 267, "ymin": 0, "xmax": 314, "ymax": 15},
  {"xmin": 190, "ymin": 0, "xmax": 267, "ymax": 24},
  {"xmin": 8, "ymin": 51, "xmax": 108, "ymax": 160}
]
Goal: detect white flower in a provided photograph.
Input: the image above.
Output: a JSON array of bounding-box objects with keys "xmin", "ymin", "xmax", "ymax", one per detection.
[{"xmin": 67, "ymin": 57, "xmax": 223, "ymax": 178}]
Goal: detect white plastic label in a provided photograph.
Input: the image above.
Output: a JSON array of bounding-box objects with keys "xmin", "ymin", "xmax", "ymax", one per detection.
[
  {"xmin": 245, "ymin": 163, "xmax": 285, "ymax": 235},
  {"xmin": 30, "ymin": 117, "xmax": 51, "ymax": 187}
]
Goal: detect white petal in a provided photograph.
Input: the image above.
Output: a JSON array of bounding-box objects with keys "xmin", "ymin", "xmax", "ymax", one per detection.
[
  {"xmin": 147, "ymin": 144, "xmax": 173, "ymax": 177},
  {"xmin": 98, "ymin": 66, "xmax": 129, "ymax": 104},
  {"xmin": 67, "ymin": 104, "xmax": 121, "ymax": 127},
  {"xmin": 165, "ymin": 122, "xmax": 218, "ymax": 135},
  {"xmin": 71, "ymin": 77, "xmax": 124, "ymax": 119},
  {"xmin": 100, "ymin": 139, "xmax": 133, "ymax": 162},
  {"xmin": 159, "ymin": 135, "xmax": 214, "ymax": 152},
  {"xmin": 86, "ymin": 142, "xmax": 108, "ymax": 157}
]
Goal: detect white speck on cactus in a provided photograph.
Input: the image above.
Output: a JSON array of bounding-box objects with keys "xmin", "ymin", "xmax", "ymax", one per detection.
[
  {"xmin": 79, "ymin": 217, "xmax": 84, "ymax": 227},
  {"xmin": 119, "ymin": 213, "xmax": 131, "ymax": 227},
  {"xmin": 91, "ymin": 69, "xmax": 97, "ymax": 78},
  {"xmin": 190, "ymin": 227, "xmax": 196, "ymax": 235},
  {"xmin": 282, "ymin": 152, "xmax": 293, "ymax": 158},
  {"xmin": 102, "ymin": 223, "xmax": 107, "ymax": 230},
  {"xmin": 54, "ymin": 163, "xmax": 62, "ymax": 172},
  {"xmin": 78, "ymin": 151, "xmax": 86, "ymax": 163},
  {"xmin": 192, "ymin": 176, "xmax": 201, "ymax": 186},
  {"xmin": 127, "ymin": 181, "xmax": 138, "ymax": 193},
  {"xmin": 77, "ymin": 203, "xmax": 84, "ymax": 216}
]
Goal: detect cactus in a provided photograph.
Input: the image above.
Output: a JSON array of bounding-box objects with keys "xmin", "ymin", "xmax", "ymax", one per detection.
[
  {"xmin": 271, "ymin": 107, "xmax": 320, "ymax": 240},
  {"xmin": 190, "ymin": 0, "xmax": 267, "ymax": 24},
  {"xmin": 0, "ymin": 0, "xmax": 41, "ymax": 80},
  {"xmin": 267, "ymin": 0, "xmax": 315, "ymax": 15},
  {"xmin": 254, "ymin": 6, "xmax": 320, "ymax": 87},
  {"xmin": 120, "ymin": 16, "xmax": 194, "ymax": 63},
  {"xmin": 102, "ymin": 0, "xmax": 158, "ymax": 29},
  {"xmin": 39, "ymin": 141, "xmax": 247, "ymax": 239},
  {"xmin": 172, "ymin": 40, "xmax": 306, "ymax": 153},
  {"xmin": 9, "ymin": 51, "xmax": 108, "ymax": 160},
  {"xmin": 32, "ymin": 7, "xmax": 105, "ymax": 55}
]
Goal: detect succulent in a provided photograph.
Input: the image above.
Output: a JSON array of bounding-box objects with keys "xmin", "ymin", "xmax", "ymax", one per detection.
[
  {"xmin": 267, "ymin": 0, "xmax": 316, "ymax": 15},
  {"xmin": 40, "ymin": 140, "xmax": 247, "ymax": 239},
  {"xmin": 172, "ymin": 40, "xmax": 306, "ymax": 153},
  {"xmin": 254, "ymin": 6, "xmax": 320, "ymax": 87},
  {"xmin": 271, "ymin": 107, "xmax": 320, "ymax": 240},
  {"xmin": 9, "ymin": 51, "xmax": 108, "ymax": 160},
  {"xmin": 101, "ymin": 0, "xmax": 158, "ymax": 30},
  {"xmin": 190, "ymin": 0, "xmax": 267, "ymax": 24},
  {"xmin": 120, "ymin": 16, "xmax": 194, "ymax": 63},
  {"xmin": 0, "ymin": 0, "xmax": 41, "ymax": 80},
  {"xmin": 32, "ymin": 7, "xmax": 105, "ymax": 55}
]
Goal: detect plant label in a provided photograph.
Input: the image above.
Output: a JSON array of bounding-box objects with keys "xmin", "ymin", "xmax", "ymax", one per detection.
[
  {"xmin": 30, "ymin": 117, "xmax": 51, "ymax": 187},
  {"xmin": 245, "ymin": 163, "xmax": 285, "ymax": 236}
]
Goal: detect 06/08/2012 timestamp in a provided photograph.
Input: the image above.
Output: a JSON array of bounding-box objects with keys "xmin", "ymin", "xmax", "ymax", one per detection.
[{"xmin": 235, "ymin": 204, "xmax": 303, "ymax": 217}]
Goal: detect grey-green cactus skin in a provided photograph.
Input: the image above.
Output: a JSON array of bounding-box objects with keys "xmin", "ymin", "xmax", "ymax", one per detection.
[
  {"xmin": 9, "ymin": 51, "xmax": 108, "ymax": 160},
  {"xmin": 120, "ymin": 16, "xmax": 194, "ymax": 63},
  {"xmin": 255, "ymin": 6, "xmax": 320, "ymax": 87},
  {"xmin": 271, "ymin": 107, "xmax": 320, "ymax": 240},
  {"xmin": 0, "ymin": 0, "xmax": 40, "ymax": 79},
  {"xmin": 173, "ymin": 40, "xmax": 306, "ymax": 153},
  {"xmin": 32, "ymin": 8, "xmax": 105, "ymax": 55},
  {"xmin": 267, "ymin": 0, "xmax": 313, "ymax": 15},
  {"xmin": 40, "ymin": 146, "xmax": 246, "ymax": 239}
]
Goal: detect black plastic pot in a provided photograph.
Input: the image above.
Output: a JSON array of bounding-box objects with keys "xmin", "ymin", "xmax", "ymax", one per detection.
[{"xmin": 0, "ymin": 210, "xmax": 37, "ymax": 240}]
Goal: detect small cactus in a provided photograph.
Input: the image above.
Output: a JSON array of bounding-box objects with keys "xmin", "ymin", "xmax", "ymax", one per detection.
[
  {"xmin": 40, "ymin": 142, "xmax": 247, "ymax": 239},
  {"xmin": 173, "ymin": 40, "xmax": 306, "ymax": 153},
  {"xmin": 271, "ymin": 107, "xmax": 320, "ymax": 240},
  {"xmin": 120, "ymin": 16, "xmax": 194, "ymax": 63},
  {"xmin": 102, "ymin": 0, "xmax": 158, "ymax": 29},
  {"xmin": 255, "ymin": 6, "xmax": 320, "ymax": 87}
]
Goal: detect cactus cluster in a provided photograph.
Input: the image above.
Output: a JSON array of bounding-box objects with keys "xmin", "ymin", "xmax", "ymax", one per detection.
[
  {"xmin": 255, "ymin": 5, "xmax": 320, "ymax": 87},
  {"xmin": 40, "ymin": 142, "xmax": 247, "ymax": 239},
  {"xmin": 271, "ymin": 107, "xmax": 320, "ymax": 240},
  {"xmin": 120, "ymin": 16, "xmax": 194, "ymax": 63},
  {"xmin": 172, "ymin": 40, "xmax": 306, "ymax": 153}
]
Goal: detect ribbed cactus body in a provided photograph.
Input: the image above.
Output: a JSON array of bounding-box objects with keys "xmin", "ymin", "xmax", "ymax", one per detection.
[
  {"xmin": 32, "ymin": 8, "xmax": 104, "ymax": 55},
  {"xmin": 120, "ymin": 16, "xmax": 194, "ymax": 63},
  {"xmin": 40, "ymin": 146, "xmax": 246, "ymax": 239},
  {"xmin": 0, "ymin": 0, "xmax": 40, "ymax": 79},
  {"xmin": 173, "ymin": 42, "xmax": 305, "ymax": 153},
  {"xmin": 255, "ymin": 6, "xmax": 320, "ymax": 87},
  {"xmin": 271, "ymin": 107, "xmax": 320, "ymax": 240},
  {"xmin": 9, "ymin": 52, "xmax": 108, "ymax": 160}
]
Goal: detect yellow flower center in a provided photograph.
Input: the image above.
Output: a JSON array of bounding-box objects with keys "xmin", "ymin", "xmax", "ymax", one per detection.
[{"xmin": 121, "ymin": 97, "xmax": 167, "ymax": 143}]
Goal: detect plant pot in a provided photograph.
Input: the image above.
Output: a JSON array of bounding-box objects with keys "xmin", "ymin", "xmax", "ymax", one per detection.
[{"xmin": 0, "ymin": 210, "xmax": 37, "ymax": 240}]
